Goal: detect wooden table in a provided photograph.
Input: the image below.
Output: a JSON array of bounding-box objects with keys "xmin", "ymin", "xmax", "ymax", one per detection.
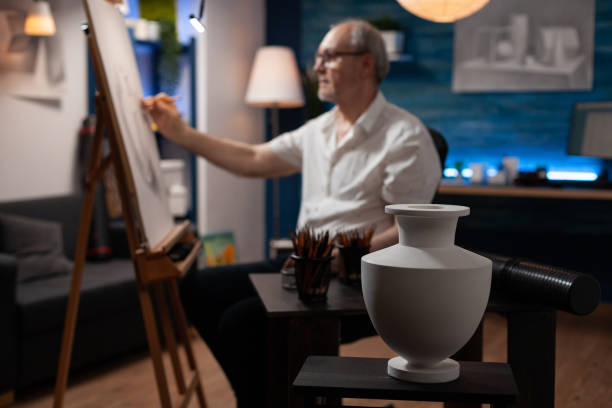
[
  {"xmin": 250, "ymin": 273, "xmax": 555, "ymax": 408},
  {"xmin": 438, "ymin": 184, "xmax": 612, "ymax": 200},
  {"xmin": 293, "ymin": 356, "xmax": 518, "ymax": 408},
  {"xmin": 249, "ymin": 273, "xmax": 365, "ymax": 408}
]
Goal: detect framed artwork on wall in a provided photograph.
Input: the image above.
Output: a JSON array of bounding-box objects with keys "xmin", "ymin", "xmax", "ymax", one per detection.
[
  {"xmin": 452, "ymin": 0, "xmax": 595, "ymax": 92},
  {"xmin": 200, "ymin": 231, "xmax": 237, "ymax": 267},
  {"xmin": 0, "ymin": 1, "xmax": 66, "ymax": 100}
]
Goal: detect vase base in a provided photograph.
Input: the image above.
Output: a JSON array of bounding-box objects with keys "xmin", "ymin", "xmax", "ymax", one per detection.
[{"xmin": 387, "ymin": 357, "xmax": 460, "ymax": 383}]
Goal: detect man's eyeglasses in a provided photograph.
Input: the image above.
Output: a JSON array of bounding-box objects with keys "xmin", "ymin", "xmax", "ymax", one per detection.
[{"xmin": 314, "ymin": 51, "xmax": 367, "ymax": 67}]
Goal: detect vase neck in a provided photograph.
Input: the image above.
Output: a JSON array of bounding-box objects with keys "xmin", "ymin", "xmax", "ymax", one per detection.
[{"xmin": 397, "ymin": 215, "xmax": 458, "ymax": 248}]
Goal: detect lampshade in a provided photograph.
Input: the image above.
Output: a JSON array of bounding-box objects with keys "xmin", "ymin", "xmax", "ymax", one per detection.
[
  {"xmin": 396, "ymin": 0, "xmax": 490, "ymax": 23},
  {"xmin": 25, "ymin": 1, "xmax": 56, "ymax": 36},
  {"xmin": 245, "ymin": 46, "xmax": 305, "ymax": 108}
]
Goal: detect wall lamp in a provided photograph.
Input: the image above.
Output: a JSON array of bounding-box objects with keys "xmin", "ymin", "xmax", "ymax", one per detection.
[{"xmin": 189, "ymin": 0, "xmax": 206, "ymax": 33}]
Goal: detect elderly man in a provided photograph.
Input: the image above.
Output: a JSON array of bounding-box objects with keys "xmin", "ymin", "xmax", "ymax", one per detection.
[{"xmin": 143, "ymin": 19, "xmax": 441, "ymax": 407}]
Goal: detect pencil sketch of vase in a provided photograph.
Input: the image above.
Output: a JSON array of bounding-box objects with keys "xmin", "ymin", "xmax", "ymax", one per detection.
[
  {"xmin": 452, "ymin": 0, "xmax": 594, "ymax": 92},
  {"xmin": 0, "ymin": 11, "xmax": 36, "ymax": 71},
  {"xmin": 0, "ymin": 3, "xmax": 66, "ymax": 100}
]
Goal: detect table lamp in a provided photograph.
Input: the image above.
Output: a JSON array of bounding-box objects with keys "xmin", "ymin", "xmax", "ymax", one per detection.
[{"xmin": 245, "ymin": 46, "xmax": 305, "ymax": 238}]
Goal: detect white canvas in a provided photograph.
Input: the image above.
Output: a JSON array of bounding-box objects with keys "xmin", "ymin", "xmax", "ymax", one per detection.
[{"xmin": 84, "ymin": 0, "xmax": 174, "ymax": 248}]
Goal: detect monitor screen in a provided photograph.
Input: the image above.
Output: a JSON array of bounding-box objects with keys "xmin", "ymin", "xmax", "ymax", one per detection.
[{"xmin": 568, "ymin": 101, "xmax": 612, "ymax": 159}]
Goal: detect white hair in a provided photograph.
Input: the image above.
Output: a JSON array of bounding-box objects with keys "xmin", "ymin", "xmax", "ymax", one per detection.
[{"xmin": 341, "ymin": 19, "xmax": 390, "ymax": 84}]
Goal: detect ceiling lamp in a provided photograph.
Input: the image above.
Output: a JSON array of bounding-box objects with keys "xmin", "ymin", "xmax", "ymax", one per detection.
[
  {"xmin": 396, "ymin": 0, "xmax": 490, "ymax": 23},
  {"xmin": 24, "ymin": 1, "xmax": 56, "ymax": 36}
]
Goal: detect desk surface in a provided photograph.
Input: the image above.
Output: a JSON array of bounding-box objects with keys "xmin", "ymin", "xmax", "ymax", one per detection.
[
  {"xmin": 438, "ymin": 184, "xmax": 612, "ymax": 200},
  {"xmin": 250, "ymin": 273, "xmax": 547, "ymax": 318},
  {"xmin": 249, "ymin": 273, "xmax": 366, "ymax": 318},
  {"xmin": 294, "ymin": 356, "xmax": 518, "ymax": 405}
]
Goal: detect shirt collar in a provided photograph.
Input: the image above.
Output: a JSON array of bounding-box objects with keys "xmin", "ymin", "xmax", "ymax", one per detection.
[
  {"xmin": 320, "ymin": 106, "xmax": 337, "ymax": 134},
  {"xmin": 354, "ymin": 90, "xmax": 387, "ymax": 134},
  {"xmin": 318, "ymin": 91, "xmax": 386, "ymax": 155},
  {"xmin": 319, "ymin": 90, "xmax": 386, "ymax": 134}
]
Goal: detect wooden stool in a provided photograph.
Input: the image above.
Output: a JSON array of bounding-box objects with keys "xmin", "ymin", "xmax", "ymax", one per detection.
[{"xmin": 293, "ymin": 356, "xmax": 518, "ymax": 408}]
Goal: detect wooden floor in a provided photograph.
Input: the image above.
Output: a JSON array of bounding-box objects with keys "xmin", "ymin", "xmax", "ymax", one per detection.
[{"xmin": 12, "ymin": 304, "xmax": 612, "ymax": 408}]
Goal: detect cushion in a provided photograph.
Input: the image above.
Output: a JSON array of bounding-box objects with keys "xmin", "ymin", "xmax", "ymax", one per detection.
[
  {"xmin": 17, "ymin": 252, "xmax": 73, "ymax": 283},
  {"xmin": 17, "ymin": 259, "xmax": 138, "ymax": 335},
  {"xmin": 0, "ymin": 212, "xmax": 72, "ymax": 282},
  {"xmin": 0, "ymin": 194, "xmax": 83, "ymax": 259}
]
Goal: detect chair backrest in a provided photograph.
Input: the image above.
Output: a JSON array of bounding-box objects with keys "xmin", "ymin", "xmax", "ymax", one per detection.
[{"xmin": 427, "ymin": 127, "xmax": 448, "ymax": 171}]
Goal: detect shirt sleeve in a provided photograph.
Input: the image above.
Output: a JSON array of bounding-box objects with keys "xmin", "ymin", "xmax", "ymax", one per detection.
[
  {"xmin": 267, "ymin": 123, "xmax": 308, "ymax": 168},
  {"xmin": 381, "ymin": 125, "xmax": 442, "ymax": 204}
]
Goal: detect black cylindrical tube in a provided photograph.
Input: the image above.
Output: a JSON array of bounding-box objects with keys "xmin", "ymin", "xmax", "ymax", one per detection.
[{"xmin": 484, "ymin": 253, "xmax": 600, "ymax": 315}]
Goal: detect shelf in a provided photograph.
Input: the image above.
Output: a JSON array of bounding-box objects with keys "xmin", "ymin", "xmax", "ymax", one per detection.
[
  {"xmin": 389, "ymin": 53, "xmax": 414, "ymax": 63},
  {"xmin": 437, "ymin": 184, "xmax": 612, "ymax": 200}
]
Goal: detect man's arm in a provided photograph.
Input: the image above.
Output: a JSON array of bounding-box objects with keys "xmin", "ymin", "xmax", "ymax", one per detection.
[
  {"xmin": 142, "ymin": 94, "xmax": 300, "ymax": 178},
  {"xmin": 370, "ymin": 220, "xmax": 398, "ymax": 251},
  {"xmin": 329, "ymin": 220, "xmax": 398, "ymax": 275}
]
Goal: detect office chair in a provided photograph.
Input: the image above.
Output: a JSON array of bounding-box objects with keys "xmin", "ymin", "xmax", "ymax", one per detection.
[{"xmin": 427, "ymin": 127, "xmax": 448, "ymax": 171}]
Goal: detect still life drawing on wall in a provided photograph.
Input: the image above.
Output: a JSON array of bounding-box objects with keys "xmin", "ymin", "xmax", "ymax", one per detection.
[
  {"xmin": 0, "ymin": 0, "xmax": 65, "ymax": 100},
  {"xmin": 453, "ymin": 0, "xmax": 595, "ymax": 92}
]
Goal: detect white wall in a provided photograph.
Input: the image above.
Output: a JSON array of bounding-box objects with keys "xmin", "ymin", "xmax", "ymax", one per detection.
[
  {"xmin": 0, "ymin": 0, "xmax": 87, "ymax": 202},
  {"xmin": 196, "ymin": 0, "xmax": 266, "ymax": 262},
  {"xmin": 0, "ymin": 0, "xmax": 266, "ymax": 261}
]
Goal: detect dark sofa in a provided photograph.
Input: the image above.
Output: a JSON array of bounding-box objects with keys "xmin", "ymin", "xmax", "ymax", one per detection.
[{"xmin": 0, "ymin": 194, "xmax": 147, "ymax": 396}]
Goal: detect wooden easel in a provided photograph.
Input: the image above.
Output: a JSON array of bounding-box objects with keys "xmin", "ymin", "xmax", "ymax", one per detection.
[{"xmin": 52, "ymin": 30, "xmax": 207, "ymax": 408}]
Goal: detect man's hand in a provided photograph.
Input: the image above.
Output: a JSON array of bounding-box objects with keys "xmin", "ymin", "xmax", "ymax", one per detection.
[
  {"xmin": 330, "ymin": 247, "xmax": 344, "ymax": 276},
  {"xmin": 141, "ymin": 93, "xmax": 188, "ymax": 143}
]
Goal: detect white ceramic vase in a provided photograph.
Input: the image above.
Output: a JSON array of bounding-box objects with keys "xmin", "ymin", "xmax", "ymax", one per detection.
[
  {"xmin": 380, "ymin": 30, "xmax": 405, "ymax": 61},
  {"xmin": 361, "ymin": 204, "xmax": 491, "ymax": 383}
]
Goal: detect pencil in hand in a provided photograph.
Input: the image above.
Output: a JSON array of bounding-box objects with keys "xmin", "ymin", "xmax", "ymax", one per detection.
[{"xmin": 141, "ymin": 94, "xmax": 180, "ymax": 131}]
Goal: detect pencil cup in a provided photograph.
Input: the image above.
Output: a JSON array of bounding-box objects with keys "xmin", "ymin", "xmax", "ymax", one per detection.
[
  {"xmin": 337, "ymin": 245, "xmax": 370, "ymax": 286},
  {"xmin": 292, "ymin": 254, "xmax": 334, "ymax": 303}
]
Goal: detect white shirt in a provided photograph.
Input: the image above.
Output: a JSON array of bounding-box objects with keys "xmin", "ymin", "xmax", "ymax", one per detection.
[{"xmin": 268, "ymin": 91, "xmax": 442, "ymax": 234}]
